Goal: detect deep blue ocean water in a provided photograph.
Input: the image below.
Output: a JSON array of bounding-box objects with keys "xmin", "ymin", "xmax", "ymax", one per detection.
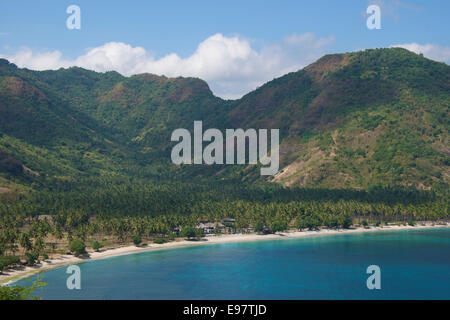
[{"xmin": 16, "ymin": 228, "xmax": 450, "ymax": 300}]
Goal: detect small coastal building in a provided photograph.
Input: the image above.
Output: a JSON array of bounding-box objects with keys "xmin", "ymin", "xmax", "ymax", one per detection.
[
  {"xmin": 241, "ymin": 227, "xmax": 253, "ymax": 234},
  {"xmin": 221, "ymin": 218, "xmax": 236, "ymax": 224},
  {"xmin": 386, "ymin": 222, "xmax": 401, "ymax": 226},
  {"xmin": 262, "ymin": 226, "xmax": 272, "ymax": 234},
  {"xmin": 221, "ymin": 218, "xmax": 236, "ymax": 233},
  {"xmin": 196, "ymin": 222, "xmax": 224, "ymax": 234},
  {"xmin": 172, "ymin": 227, "xmax": 181, "ymax": 237}
]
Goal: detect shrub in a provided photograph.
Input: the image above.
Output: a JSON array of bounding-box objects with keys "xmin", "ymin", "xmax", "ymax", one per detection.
[
  {"xmin": 304, "ymin": 216, "xmax": 321, "ymax": 230},
  {"xmin": 167, "ymin": 232, "xmax": 176, "ymax": 240},
  {"xmin": 69, "ymin": 239, "xmax": 87, "ymax": 257},
  {"xmin": 271, "ymin": 221, "xmax": 288, "ymax": 233},
  {"xmin": 339, "ymin": 215, "xmax": 353, "ymax": 229},
  {"xmin": 132, "ymin": 235, "xmax": 142, "ymax": 246},
  {"xmin": 180, "ymin": 226, "xmax": 196, "ymax": 239},
  {"xmin": 254, "ymin": 221, "xmax": 264, "ymax": 233},
  {"xmin": 0, "ymin": 256, "xmax": 20, "ymax": 273},
  {"xmin": 153, "ymin": 238, "xmax": 167, "ymax": 244},
  {"xmin": 91, "ymin": 240, "xmax": 102, "ymax": 252},
  {"xmin": 25, "ymin": 252, "xmax": 39, "ymax": 266},
  {"xmin": 295, "ymin": 217, "xmax": 307, "ymax": 230},
  {"xmin": 0, "ymin": 274, "xmax": 46, "ymax": 300},
  {"xmin": 101, "ymin": 239, "xmax": 110, "ymax": 248}
]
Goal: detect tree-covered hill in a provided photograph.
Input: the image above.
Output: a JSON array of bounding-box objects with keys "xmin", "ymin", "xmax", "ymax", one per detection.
[
  {"xmin": 0, "ymin": 48, "xmax": 448, "ymax": 261},
  {"xmin": 229, "ymin": 48, "xmax": 449, "ymax": 190},
  {"xmin": 0, "ymin": 48, "xmax": 448, "ymax": 191}
]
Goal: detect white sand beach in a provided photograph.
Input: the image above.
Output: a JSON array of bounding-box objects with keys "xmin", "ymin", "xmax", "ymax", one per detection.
[{"xmin": 1, "ymin": 222, "xmax": 448, "ymax": 286}]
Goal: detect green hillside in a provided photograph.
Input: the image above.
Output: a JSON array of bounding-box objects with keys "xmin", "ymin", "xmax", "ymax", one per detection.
[
  {"xmin": 0, "ymin": 48, "xmax": 449, "ymax": 191},
  {"xmin": 0, "ymin": 58, "xmax": 235, "ymax": 185},
  {"xmin": 0, "ymin": 48, "xmax": 448, "ymax": 261},
  {"xmin": 230, "ymin": 48, "xmax": 449, "ymax": 190}
]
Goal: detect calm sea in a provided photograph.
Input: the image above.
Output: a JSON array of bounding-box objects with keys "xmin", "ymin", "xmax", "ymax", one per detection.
[{"xmin": 16, "ymin": 228, "xmax": 450, "ymax": 300}]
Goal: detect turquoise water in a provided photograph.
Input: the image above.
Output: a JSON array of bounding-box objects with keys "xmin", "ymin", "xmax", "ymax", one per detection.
[{"xmin": 17, "ymin": 228, "xmax": 450, "ymax": 300}]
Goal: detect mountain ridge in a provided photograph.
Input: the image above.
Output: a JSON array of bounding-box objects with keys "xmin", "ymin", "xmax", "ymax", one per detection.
[{"xmin": 0, "ymin": 48, "xmax": 448, "ymax": 191}]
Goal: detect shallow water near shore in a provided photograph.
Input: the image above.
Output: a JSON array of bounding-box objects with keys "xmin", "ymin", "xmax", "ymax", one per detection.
[{"xmin": 18, "ymin": 228, "xmax": 450, "ymax": 299}]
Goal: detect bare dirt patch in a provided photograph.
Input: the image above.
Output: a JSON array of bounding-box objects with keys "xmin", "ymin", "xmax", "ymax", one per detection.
[{"xmin": 0, "ymin": 187, "xmax": 12, "ymax": 193}]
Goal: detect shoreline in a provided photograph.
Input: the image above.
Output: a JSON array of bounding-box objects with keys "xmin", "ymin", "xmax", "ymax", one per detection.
[{"xmin": 1, "ymin": 223, "xmax": 449, "ymax": 286}]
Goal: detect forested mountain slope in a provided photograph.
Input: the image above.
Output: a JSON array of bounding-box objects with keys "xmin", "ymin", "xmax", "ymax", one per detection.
[
  {"xmin": 0, "ymin": 48, "xmax": 448, "ymax": 261},
  {"xmin": 0, "ymin": 48, "xmax": 448, "ymax": 191},
  {"xmin": 229, "ymin": 48, "xmax": 449, "ymax": 189}
]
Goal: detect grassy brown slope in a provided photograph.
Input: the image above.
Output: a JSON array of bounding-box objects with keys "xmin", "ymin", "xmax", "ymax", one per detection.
[{"xmin": 229, "ymin": 48, "xmax": 449, "ymax": 190}]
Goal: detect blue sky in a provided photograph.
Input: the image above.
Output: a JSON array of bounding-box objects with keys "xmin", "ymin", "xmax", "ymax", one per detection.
[{"xmin": 1, "ymin": 0, "xmax": 449, "ymax": 98}]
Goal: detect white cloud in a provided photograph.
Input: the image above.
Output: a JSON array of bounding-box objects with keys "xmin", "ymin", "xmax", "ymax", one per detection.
[
  {"xmin": 0, "ymin": 33, "xmax": 334, "ymax": 99},
  {"xmin": 391, "ymin": 43, "xmax": 450, "ymax": 64},
  {"xmin": 1, "ymin": 47, "xmax": 70, "ymax": 70}
]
